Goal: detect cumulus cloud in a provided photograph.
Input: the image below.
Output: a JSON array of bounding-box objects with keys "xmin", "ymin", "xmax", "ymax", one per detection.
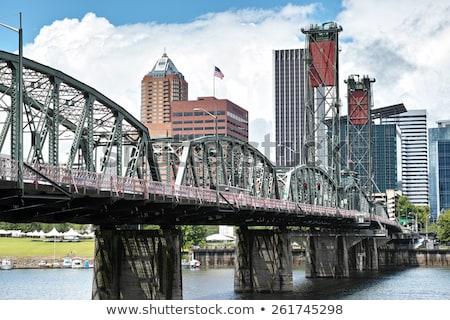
[{"xmin": 338, "ymin": 0, "xmax": 450, "ymax": 126}]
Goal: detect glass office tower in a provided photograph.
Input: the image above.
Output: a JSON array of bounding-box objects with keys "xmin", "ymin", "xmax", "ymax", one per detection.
[
  {"xmin": 429, "ymin": 121, "xmax": 450, "ymax": 221},
  {"xmin": 372, "ymin": 124, "xmax": 401, "ymax": 192}
]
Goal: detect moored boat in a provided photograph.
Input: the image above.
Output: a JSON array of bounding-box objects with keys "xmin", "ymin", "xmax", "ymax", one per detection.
[
  {"xmin": 189, "ymin": 259, "xmax": 201, "ymax": 269},
  {"xmin": 38, "ymin": 260, "xmax": 47, "ymax": 268},
  {"xmin": 62, "ymin": 257, "xmax": 72, "ymax": 268},
  {"xmin": 1, "ymin": 258, "xmax": 13, "ymax": 270},
  {"xmin": 71, "ymin": 258, "xmax": 83, "ymax": 269}
]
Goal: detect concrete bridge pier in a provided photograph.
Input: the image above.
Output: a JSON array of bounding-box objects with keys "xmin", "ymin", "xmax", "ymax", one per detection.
[
  {"xmin": 305, "ymin": 234, "xmax": 349, "ymax": 278},
  {"xmin": 351, "ymin": 238, "xmax": 379, "ymax": 271},
  {"xmin": 234, "ymin": 227, "xmax": 293, "ymax": 293},
  {"xmin": 92, "ymin": 227, "xmax": 182, "ymax": 300}
]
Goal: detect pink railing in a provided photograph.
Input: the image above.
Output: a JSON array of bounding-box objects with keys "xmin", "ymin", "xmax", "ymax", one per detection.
[{"xmin": 0, "ymin": 158, "xmax": 400, "ymax": 229}]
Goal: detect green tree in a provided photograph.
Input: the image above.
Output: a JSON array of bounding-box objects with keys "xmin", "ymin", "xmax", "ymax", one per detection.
[
  {"xmin": 437, "ymin": 209, "xmax": 450, "ymax": 243},
  {"xmin": 396, "ymin": 196, "xmax": 416, "ymax": 226},
  {"xmin": 415, "ymin": 206, "xmax": 430, "ymax": 231},
  {"xmin": 395, "ymin": 196, "xmax": 430, "ymax": 230},
  {"xmin": 180, "ymin": 225, "xmax": 207, "ymax": 250},
  {"xmin": 0, "ymin": 222, "xmax": 90, "ymax": 233}
]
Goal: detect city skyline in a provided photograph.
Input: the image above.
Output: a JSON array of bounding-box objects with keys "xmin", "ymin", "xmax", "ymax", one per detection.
[{"xmin": 1, "ymin": 1, "xmax": 449, "ymax": 159}]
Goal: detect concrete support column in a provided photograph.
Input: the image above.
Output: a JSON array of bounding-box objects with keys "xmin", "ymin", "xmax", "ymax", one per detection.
[
  {"xmin": 352, "ymin": 237, "xmax": 379, "ymax": 271},
  {"xmin": 92, "ymin": 227, "xmax": 182, "ymax": 300},
  {"xmin": 161, "ymin": 227, "xmax": 183, "ymax": 299},
  {"xmin": 234, "ymin": 227, "xmax": 252, "ymax": 293},
  {"xmin": 364, "ymin": 237, "xmax": 379, "ymax": 271},
  {"xmin": 234, "ymin": 227, "xmax": 293, "ymax": 293},
  {"xmin": 305, "ymin": 234, "xmax": 349, "ymax": 278},
  {"xmin": 336, "ymin": 235, "xmax": 349, "ymax": 277}
]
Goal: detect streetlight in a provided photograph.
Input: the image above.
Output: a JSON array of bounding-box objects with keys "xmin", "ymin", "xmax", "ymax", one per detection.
[
  {"xmin": 193, "ymin": 107, "xmax": 219, "ymax": 205},
  {"xmin": 0, "ymin": 13, "xmax": 23, "ymax": 192}
]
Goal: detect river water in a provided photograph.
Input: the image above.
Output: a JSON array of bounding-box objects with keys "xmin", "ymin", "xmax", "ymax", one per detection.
[{"xmin": 1, "ymin": 266, "xmax": 450, "ymax": 300}]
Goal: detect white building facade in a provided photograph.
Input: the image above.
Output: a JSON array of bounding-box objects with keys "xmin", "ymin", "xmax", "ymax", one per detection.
[{"xmin": 381, "ymin": 109, "xmax": 429, "ymax": 207}]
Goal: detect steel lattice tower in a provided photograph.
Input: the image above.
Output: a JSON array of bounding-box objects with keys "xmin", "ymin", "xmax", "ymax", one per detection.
[
  {"xmin": 301, "ymin": 22, "xmax": 343, "ymax": 185},
  {"xmin": 344, "ymin": 74, "xmax": 376, "ymax": 197}
]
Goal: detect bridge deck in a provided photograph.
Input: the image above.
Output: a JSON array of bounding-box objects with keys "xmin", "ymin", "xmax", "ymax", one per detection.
[{"xmin": 0, "ymin": 160, "xmax": 400, "ymax": 231}]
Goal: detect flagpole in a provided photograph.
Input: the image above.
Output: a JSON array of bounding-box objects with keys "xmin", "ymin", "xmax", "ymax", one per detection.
[{"xmin": 213, "ymin": 66, "xmax": 216, "ymax": 97}]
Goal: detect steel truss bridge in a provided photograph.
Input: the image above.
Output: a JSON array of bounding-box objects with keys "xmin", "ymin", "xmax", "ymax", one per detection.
[{"xmin": 0, "ymin": 50, "xmax": 401, "ymax": 233}]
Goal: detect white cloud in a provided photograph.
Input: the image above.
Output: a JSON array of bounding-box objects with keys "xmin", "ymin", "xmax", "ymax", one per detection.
[{"xmin": 338, "ymin": 0, "xmax": 450, "ymax": 127}]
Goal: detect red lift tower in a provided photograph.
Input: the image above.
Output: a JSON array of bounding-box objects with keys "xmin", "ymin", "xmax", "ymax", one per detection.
[
  {"xmin": 345, "ymin": 74, "xmax": 376, "ymax": 197},
  {"xmin": 301, "ymin": 22, "xmax": 343, "ymax": 182}
]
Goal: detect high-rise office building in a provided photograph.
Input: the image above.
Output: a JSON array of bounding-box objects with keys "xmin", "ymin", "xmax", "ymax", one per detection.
[
  {"xmin": 372, "ymin": 123, "xmax": 401, "ymax": 193},
  {"xmin": 381, "ymin": 109, "xmax": 429, "ymax": 207},
  {"xmin": 141, "ymin": 52, "xmax": 188, "ymax": 138},
  {"xmin": 428, "ymin": 121, "xmax": 450, "ymax": 221},
  {"xmin": 273, "ymin": 49, "xmax": 306, "ymax": 167}
]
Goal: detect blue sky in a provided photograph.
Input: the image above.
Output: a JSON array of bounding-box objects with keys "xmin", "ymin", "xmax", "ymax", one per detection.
[
  {"xmin": 1, "ymin": 1, "xmax": 342, "ymax": 49},
  {"xmin": 1, "ymin": 1, "xmax": 450, "ymax": 156},
  {"xmin": 1, "ymin": 1, "xmax": 343, "ymax": 24}
]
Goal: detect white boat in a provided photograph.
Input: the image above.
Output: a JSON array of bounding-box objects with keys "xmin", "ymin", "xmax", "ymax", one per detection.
[
  {"xmin": 189, "ymin": 259, "xmax": 201, "ymax": 269},
  {"xmin": 62, "ymin": 257, "xmax": 72, "ymax": 268},
  {"xmin": 182, "ymin": 252, "xmax": 201, "ymax": 269},
  {"xmin": 38, "ymin": 260, "xmax": 48, "ymax": 268},
  {"xmin": 1, "ymin": 258, "xmax": 13, "ymax": 270},
  {"xmin": 71, "ymin": 258, "xmax": 84, "ymax": 269}
]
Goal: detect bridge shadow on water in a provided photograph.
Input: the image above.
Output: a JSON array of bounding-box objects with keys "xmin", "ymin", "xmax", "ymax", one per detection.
[{"xmin": 182, "ymin": 266, "xmax": 450, "ymax": 300}]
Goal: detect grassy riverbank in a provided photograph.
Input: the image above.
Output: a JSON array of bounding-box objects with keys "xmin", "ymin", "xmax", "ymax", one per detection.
[
  {"xmin": 0, "ymin": 237, "xmax": 95, "ymax": 268},
  {"xmin": 0, "ymin": 237, "xmax": 95, "ymax": 257}
]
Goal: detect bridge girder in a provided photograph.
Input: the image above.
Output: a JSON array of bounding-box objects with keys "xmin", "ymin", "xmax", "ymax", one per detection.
[
  {"xmin": 0, "ymin": 51, "xmax": 160, "ymax": 181},
  {"xmin": 283, "ymin": 164, "xmax": 375, "ymax": 213},
  {"xmin": 282, "ymin": 165, "xmax": 337, "ymax": 207},
  {"xmin": 154, "ymin": 136, "xmax": 279, "ymax": 199}
]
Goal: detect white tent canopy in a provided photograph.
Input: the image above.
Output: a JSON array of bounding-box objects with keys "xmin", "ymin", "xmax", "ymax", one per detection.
[
  {"xmin": 206, "ymin": 233, "xmax": 235, "ymax": 242},
  {"xmin": 63, "ymin": 228, "xmax": 81, "ymax": 238},
  {"xmin": 0, "ymin": 229, "xmax": 11, "ymax": 236},
  {"xmin": 45, "ymin": 227, "xmax": 62, "ymax": 237},
  {"xmin": 26, "ymin": 230, "xmax": 42, "ymax": 237},
  {"xmin": 80, "ymin": 231, "xmax": 95, "ymax": 238}
]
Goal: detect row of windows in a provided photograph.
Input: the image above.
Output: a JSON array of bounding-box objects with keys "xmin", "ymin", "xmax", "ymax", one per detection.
[
  {"xmin": 274, "ymin": 49, "xmax": 304, "ymax": 60},
  {"xmin": 226, "ymin": 111, "xmax": 247, "ymax": 124},
  {"xmin": 172, "ymin": 119, "xmax": 224, "ymax": 124},
  {"xmin": 145, "ymin": 98, "xmax": 170, "ymax": 102},
  {"xmin": 173, "ymin": 120, "xmax": 213, "ymax": 124},
  {"xmin": 172, "ymin": 111, "xmax": 226, "ymax": 117},
  {"xmin": 143, "ymin": 105, "xmax": 170, "ymax": 110},
  {"xmin": 143, "ymin": 80, "xmax": 182, "ymax": 85},
  {"xmin": 173, "ymin": 126, "xmax": 226, "ymax": 131},
  {"xmin": 142, "ymin": 89, "xmax": 184, "ymax": 97}
]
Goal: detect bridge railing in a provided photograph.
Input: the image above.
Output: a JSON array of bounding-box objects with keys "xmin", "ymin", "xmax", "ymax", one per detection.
[
  {"xmin": 0, "ymin": 157, "xmax": 18, "ymax": 180},
  {"xmin": 0, "ymin": 158, "xmax": 400, "ymax": 229}
]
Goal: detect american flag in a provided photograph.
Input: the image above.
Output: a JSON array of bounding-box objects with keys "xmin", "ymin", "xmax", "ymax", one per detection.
[{"xmin": 214, "ymin": 66, "xmax": 224, "ymax": 79}]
